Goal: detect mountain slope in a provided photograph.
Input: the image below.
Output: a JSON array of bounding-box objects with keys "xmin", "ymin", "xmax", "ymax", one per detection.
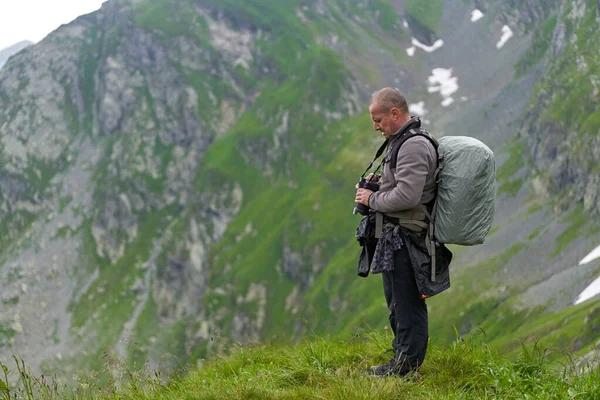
[{"xmin": 1, "ymin": 0, "xmax": 600, "ymax": 381}]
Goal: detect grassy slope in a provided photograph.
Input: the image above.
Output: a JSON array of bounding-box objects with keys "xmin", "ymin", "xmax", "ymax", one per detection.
[
  {"xmin": 106, "ymin": 334, "xmax": 600, "ymax": 400},
  {"xmin": 4, "ymin": 331, "xmax": 600, "ymax": 399}
]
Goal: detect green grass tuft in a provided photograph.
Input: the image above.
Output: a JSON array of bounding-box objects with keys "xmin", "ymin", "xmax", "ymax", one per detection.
[{"xmin": 2, "ymin": 331, "xmax": 600, "ymax": 399}]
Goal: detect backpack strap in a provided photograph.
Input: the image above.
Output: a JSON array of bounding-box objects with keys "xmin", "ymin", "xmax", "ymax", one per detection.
[
  {"xmin": 388, "ymin": 127, "xmax": 445, "ymax": 282},
  {"xmin": 388, "ymin": 127, "xmax": 440, "ymax": 170}
]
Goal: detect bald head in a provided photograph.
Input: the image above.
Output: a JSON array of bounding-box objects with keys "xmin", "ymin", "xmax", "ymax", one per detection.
[
  {"xmin": 368, "ymin": 87, "xmax": 411, "ymax": 139},
  {"xmin": 370, "ymin": 87, "xmax": 410, "ymax": 115}
]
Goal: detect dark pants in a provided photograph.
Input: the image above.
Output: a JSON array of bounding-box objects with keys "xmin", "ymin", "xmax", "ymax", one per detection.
[{"xmin": 382, "ymin": 245, "xmax": 428, "ymax": 373}]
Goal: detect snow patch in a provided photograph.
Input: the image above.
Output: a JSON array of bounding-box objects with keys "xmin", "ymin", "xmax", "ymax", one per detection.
[
  {"xmin": 409, "ymin": 101, "xmax": 428, "ymax": 116},
  {"xmin": 441, "ymin": 97, "xmax": 455, "ymax": 107},
  {"xmin": 471, "ymin": 9, "xmax": 484, "ymax": 22},
  {"xmin": 406, "ymin": 47, "xmax": 416, "ymax": 57},
  {"xmin": 403, "ymin": 20, "xmax": 409, "ymax": 28},
  {"xmin": 412, "ymin": 37, "xmax": 444, "ymax": 53},
  {"xmin": 427, "ymin": 68, "xmax": 459, "ymax": 97},
  {"xmin": 575, "ymin": 275, "xmax": 600, "ymax": 305},
  {"xmin": 496, "ymin": 25, "xmax": 514, "ymax": 49},
  {"xmin": 427, "ymin": 68, "xmax": 459, "ymax": 108},
  {"xmin": 579, "ymin": 244, "xmax": 600, "ymax": 265}
]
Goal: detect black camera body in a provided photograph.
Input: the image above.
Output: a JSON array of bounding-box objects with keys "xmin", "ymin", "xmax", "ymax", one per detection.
[{"xmin": 353, "ymin": 176, "xmax": 380, "ymax": 215}]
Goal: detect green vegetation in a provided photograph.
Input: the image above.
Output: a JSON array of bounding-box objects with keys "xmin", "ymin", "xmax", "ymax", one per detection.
[
  {"xmin": 428, "ymin": 243, "xmax": 528, "ymax": 341},
  {"xmin": 496, "ymin": 139, "xmax": 526, "ymax": 182},
  {"xmin": 67, "ymin": 207, "xmax": 179, "ymax": 372},
  {"xmin": 0, "ymin": 325, "xmax": 16, "ymax": 341},
  {"xmin": 0, "ymin": 210, "xmax": 37, "ymax": 252},
  {"xmin": 405, "ymin": 0, "xmax": 444, "ymax": 33},
  {"xmin": 496, "ymin": 138, "xmax": 527, "ymax": 197},
  {"xmin": 2, "ymin": 331, "xmax": 600, "ymax": 399},
  {"xmin": 551, "ymin": 205, "xmax": 595, "ymax": 257},
  {"xmin": 539, "ymin": 0, "xmax": 600, "ymax": 137},
  {"xmin": 331, "ymin": 0, "xmax": 402, "ymax": 35},
  {"xmin": 515, "ymin": 15, "xmax": 558, "ymax": 76},
  {"xmin": 134, "ymin": 0, "xmax": 202, "ymax": 37},
  {"xmin": 204, "ymin": 0, "xmax": 304, "ymax": 33},
  {"xmin": 498, "ymin": 178, "xmax": 524, "ymax": 197},
  {"xmin": 521, "ymin": 0, "xmax": 600, "ymax": 222},
  {"xmin": 490, "ymin": 297, "xmax": 600, "ymax": 358}
]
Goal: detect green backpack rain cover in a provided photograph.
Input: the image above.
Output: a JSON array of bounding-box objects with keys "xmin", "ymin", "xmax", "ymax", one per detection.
[{"xmin": 434, "ymin": 136, "xmax": 496, "ymax": 245}]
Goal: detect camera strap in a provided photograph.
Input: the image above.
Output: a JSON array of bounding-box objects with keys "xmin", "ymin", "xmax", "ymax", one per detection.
[{"xmin": 360, "ymin": 140, "xmax": 389, "ymax": 178}]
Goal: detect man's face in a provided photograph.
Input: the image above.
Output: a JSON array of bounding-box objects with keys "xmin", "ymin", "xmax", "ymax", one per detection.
[{"xmin": 369, "ymin": 103, "xmax": 398, "ymax": 139}]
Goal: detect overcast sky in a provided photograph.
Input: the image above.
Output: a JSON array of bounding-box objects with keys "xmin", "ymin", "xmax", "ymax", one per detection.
[{"xmin": 0, "ymin": 0, "xmax": 108, "ymax": 50}]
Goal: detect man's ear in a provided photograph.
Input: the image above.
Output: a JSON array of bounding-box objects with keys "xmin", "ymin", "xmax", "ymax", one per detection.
[{"xmin": 390, "ymin": 107, "xmax": 400, "ymax": 120}]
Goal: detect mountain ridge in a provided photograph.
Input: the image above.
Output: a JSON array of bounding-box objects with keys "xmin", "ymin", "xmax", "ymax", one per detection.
[{"xmin": 0, "ymin": 41, "xmax": 32, "ymax": 70}]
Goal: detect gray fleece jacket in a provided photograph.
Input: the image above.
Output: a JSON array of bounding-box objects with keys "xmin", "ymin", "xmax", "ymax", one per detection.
[{"xmin": 368, "ymin": 122, "xmax": 437, "ymax": 213}]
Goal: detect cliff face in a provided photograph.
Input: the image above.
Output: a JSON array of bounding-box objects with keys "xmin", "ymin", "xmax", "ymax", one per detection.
[
  {"xmin": 1, "ymin": 0, "xmax": 599, "ymax": 378},
  {"xmin": 520, "ymin": 0, "xmax": 600, "ymax": 215}
]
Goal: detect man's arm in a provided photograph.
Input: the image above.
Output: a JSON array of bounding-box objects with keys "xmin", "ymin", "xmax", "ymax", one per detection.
[{"xmin": 368, "ymin": 137, "xmax": 434, "ymax": 213}]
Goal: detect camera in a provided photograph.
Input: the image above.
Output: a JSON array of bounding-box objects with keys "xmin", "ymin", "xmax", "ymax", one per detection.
[{"xmin": 353, "ymin": 176, "xmax": 380, "ymax": 216}]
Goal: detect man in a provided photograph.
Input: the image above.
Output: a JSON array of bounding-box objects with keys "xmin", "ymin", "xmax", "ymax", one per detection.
[{"xmin": 355, "ymin": 87, "xmax": 439, "ymax": 377}]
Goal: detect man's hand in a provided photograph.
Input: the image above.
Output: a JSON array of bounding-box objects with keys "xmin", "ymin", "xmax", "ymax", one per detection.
[
  {"xmin": 355, "ymin": 188, "xmax": 373, "ymax": 206},
  {"xmin": 354, "ymin": 174, "xmax": 380, "ymax": 190}
]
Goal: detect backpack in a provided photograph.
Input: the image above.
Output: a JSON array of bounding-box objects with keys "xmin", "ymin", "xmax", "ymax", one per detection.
[{"xmin": 389, "ymin": 127, "xmax": 496, "ymax": 247}]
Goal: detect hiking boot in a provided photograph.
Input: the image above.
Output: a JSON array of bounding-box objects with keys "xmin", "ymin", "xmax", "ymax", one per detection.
[
  {"xmin": 368, "ymin": 356, "xmax": 403, "ymax": 377},
  {"xmin": 368, "ymin": 356, "xmax": 420, "ymax": 380}
]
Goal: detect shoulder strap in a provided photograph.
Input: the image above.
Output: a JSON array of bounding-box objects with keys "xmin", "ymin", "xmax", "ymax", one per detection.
[
  {"xmin": 360, "ymin": 139, "xmax": 390, "ymax": 178},
  {"xmin": 388, "ymin": 127, "xmax": 439, "ymax": 169}
]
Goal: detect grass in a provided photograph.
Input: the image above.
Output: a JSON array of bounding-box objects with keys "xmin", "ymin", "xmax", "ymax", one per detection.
[
  {"xmin": 2, "ymin": 330, "xmax": 600, "ymax": 399},
  {"xmin": 515, "ymin": 15, "xmax": 558, "ymax": 77},
  {"xmin": 490, "ymin": 297, "xmax": 600, "ymax": 359},
  {"xmin": 551, "ymin": 205, "xmax": 593, "ymax": 257},
  {"xmin": 496, "ymin": 138, "xmax": 527, "ymax": 197},
  {"xmin": 496, "ymin": 139, "xmax": 526, "ymax": 182},
  {"xmin": 404, "ymin": 0, "xmax": 444, "ymax": 33},
  {"xmin": 498, "ymin": 178, "xmax": 524, "ymax": 197},
  {"xmin": 427, "ymin": 243, "xmax": 529, "ymax": 342}
]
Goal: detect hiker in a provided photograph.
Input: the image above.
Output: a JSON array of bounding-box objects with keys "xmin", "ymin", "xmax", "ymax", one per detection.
[{"xmin": 354, "ymin": 87, "xmax": 452, "ymax": 377}]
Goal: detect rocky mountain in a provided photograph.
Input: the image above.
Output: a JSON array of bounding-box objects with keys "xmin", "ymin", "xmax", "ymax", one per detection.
[
  {"xmin": 1, "ymin": 0, "xmax": 600, "ymax": 379},
  {"xmin": 0, "ymin": 41, "xmax": 32, "ymax": 70}
]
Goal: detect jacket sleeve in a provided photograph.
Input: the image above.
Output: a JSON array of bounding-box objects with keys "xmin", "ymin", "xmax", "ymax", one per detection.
[{"xmin": 368, "ymin": 137, "xmax": 433, "ymax": 213}]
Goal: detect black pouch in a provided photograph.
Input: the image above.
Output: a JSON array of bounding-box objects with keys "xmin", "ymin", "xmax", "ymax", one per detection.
[
  {"xmin": 402, "ymin": 230, "xmax": 453, "ymax": 298},
  {"xmin": 356, "ymin": 214, "xmax": 377, "ymax": 277}
]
